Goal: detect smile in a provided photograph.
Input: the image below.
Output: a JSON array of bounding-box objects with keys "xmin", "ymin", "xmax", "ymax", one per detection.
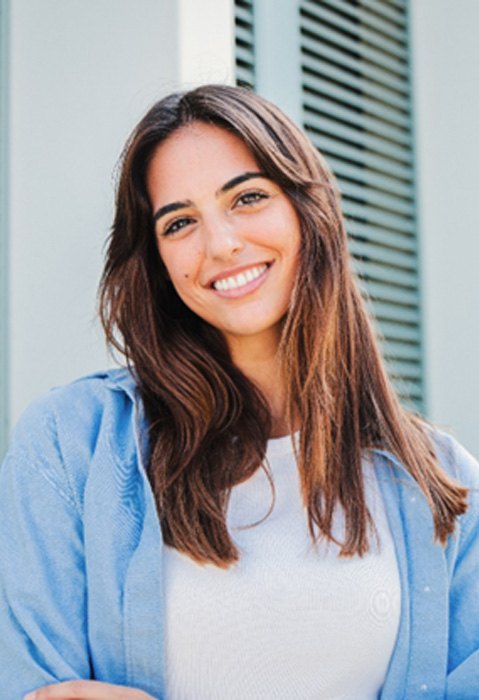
[
  {"xmin": 213, "ymin": 264, "xmax": 268, "ymax": 291},
  {"xmin": 210, "ymin": 262, "xmax": 272, "ymax": 298}
]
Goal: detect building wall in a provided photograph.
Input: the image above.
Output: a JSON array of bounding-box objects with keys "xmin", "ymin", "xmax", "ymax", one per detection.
[
  {"xmin": 3, "ymin": 0, "xmax": 479, "ymax": 458},
  {"xmin": 410, "ymin": 0, "xmax": 479, "ymax": 455},
  {"xmin": 5, "ymin": 0, "xmax": 235, "ymax": 431}
]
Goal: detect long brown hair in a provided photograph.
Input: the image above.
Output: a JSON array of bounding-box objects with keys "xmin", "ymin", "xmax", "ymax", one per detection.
[{"xmin": 99, "ymin": 84, "xmax": 467, "ymax": 567}]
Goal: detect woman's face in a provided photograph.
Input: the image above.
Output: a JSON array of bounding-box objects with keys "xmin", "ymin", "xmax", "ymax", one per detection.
[{"xmin": 146, "ymin": 121, "xmax": 301, "ymax": 349}]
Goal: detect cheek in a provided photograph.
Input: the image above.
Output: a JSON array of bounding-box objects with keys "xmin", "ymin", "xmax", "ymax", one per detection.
[
  {"xmin": 168, "ymin": 261, "xmax": 206, "ymax": 311},
  {"xmin": 158, "ymin": 245, "xmax": 200, "ymax": 287}
]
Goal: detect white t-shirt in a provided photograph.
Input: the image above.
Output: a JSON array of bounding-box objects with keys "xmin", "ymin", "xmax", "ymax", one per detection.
[{"xmin": 163, "ymin": 434, "xmax": 401, "ymax": 699}]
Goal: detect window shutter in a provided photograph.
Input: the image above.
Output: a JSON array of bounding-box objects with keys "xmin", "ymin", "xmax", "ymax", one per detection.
[
  {"xmin": 235, "ymin": 0, "xmax": 423, "ymax": 413},
  {"xmin": 235, "ymin": 0, "xmax": 255, "ymax": 89},
  {"xmin": 300, "ymin": 0, "xmax": 421, "ymax": 411}
]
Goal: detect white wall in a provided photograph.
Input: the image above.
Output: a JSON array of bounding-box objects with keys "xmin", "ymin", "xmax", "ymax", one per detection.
[
  {"xmin": 9, "ymin": 0, "xmax": 477, "ymax": 457},
  {"xmin": 178, "ymin": 0, "xmax": 235, "ymax": 87},
  {"xmin": 7, "ymin": 0, "xmax": 235, "ymax": 427},
  {"xmin": 411, "ymin": 0, "xmax": 479, "ymax": 456}
]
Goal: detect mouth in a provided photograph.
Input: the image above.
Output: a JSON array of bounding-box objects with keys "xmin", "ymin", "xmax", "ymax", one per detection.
[{"xmin": 210, "ymin": 262, "xmax": 273, "ymax": 298}]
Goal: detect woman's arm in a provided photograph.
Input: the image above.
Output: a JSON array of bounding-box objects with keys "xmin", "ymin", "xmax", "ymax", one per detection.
[{"xmin": 0, "ymin": 397, "xmax": 92, "ymax": 697}]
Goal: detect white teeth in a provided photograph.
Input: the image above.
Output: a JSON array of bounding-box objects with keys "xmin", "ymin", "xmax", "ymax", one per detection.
[{"xmin": 213, "ymin": 264, "xmax": 268, "ymax": 291}]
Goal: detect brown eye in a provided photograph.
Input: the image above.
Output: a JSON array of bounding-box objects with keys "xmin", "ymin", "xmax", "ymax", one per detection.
[
  {"xmin": 236, "ymin": 191, "xmax": 269, "ymax": 207},
  {"xmin": 162, "ymin": 216, "xmax": 194, "ymax": 237}
]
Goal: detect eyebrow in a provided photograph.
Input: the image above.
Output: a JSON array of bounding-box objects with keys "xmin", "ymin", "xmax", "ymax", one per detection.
[{"xmin": 152, "ymin": 171, "xmax": 268, "ymax": 222}]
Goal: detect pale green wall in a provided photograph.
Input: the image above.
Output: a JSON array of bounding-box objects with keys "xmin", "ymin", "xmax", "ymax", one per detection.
[{"xmin": 411, "ymin": 0, "xmax": 479, "ymax": 456}]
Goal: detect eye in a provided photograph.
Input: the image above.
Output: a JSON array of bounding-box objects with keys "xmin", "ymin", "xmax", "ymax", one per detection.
[
  {"xmin": 235, "ymin": 190, "xmax": 270, "ymax": 207},
  {"xmin": 161, "ymin": 216, "xmax": 195, "ymax": 237}
]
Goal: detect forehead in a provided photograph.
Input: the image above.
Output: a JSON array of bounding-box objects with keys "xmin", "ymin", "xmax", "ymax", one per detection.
[{"xmin": 146, "ymin": 122, "xmax": 261, "ymax": 200}]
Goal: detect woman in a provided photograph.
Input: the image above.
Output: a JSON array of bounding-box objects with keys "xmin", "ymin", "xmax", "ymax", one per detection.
[{"xmin": 1, "ymin": 85, "xmax": 478, "ymax": 700}]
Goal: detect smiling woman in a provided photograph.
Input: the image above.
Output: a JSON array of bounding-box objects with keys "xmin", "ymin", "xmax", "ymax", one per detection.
[{"xmin": 1, "ymin": 85, "xmax": 479, "ymax": 700}]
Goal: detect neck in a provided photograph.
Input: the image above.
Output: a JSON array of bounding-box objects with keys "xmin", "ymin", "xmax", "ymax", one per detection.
[{"xmin": 226, "ymin": 330, "xmax": 295, "ymax": 438}]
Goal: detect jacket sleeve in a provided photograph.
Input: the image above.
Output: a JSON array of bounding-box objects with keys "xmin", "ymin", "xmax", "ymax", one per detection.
[
  {"xmin": 443, "ymin": 435, "xmax": 479, "ymax": 698},
  {"xmin": 0, "ymin": 395, "xmax": 91, "ymax": 699}
]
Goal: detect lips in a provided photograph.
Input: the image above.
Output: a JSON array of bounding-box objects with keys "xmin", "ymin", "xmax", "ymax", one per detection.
[
  {"xmin": 209, "ymin": 262, "xmax": 273, "ymax": 299},
  {"xmin": 207, "ymin": 261, "xmax": 273, "ymax": 289},
  {"xmin": 214, "ymin": 264, "xmax": 269, "ymax": 291}
]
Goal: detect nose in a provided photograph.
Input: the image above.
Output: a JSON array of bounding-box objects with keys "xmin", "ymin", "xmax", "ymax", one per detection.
[{"xmin": 202, "ymin": 213, "xmax": 245, "ymax": 261}]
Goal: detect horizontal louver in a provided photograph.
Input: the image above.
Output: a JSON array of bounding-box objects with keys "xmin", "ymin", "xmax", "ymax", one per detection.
[
  {"xmin": 235, "ymin": 0, "xmax": 255, "ymax": 88},
  {"xmin": 300, "ymin": 0, "xmax": 423, "ymax": 411}
]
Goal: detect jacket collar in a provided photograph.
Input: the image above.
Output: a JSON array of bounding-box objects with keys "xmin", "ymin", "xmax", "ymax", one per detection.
[
  {"xmin": 103, "ymin": 366, "xmax": 413, "ymax": 477},
  {"xmin": 103, "ymin": 366, "xmax": 139, "ymax": 400}
]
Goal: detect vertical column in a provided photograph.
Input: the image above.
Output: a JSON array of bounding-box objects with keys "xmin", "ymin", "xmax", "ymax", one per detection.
[
  {"xmin": 178, "ymin": 0, "xmax": 236, "ymax": 87},
  {"xmin": 0, "ymin": 0, "xmax": 9, "ymax": 457},
  {"xmin": 253, "ymin": 0, "xmax": 303, "ymax": 126}
]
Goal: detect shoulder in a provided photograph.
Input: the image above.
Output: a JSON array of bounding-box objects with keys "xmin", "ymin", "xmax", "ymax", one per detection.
[
  {"xmin": 372, "ymin": 425, "xmax": 479, "ymax": 490},
  {"xmin": 414, "ymin": 427, "xmax": 479, "ymax": 560},
  {"xmin": 3, "ymin": 368, "xmax": 139, "ymax": 512},
  {"xmin": 9, "ymin": 368, "xmax": 137, "ymax": 449},
  {"xmin": 428, "ymin": 426, "xmax": 479, "ymax": 490},
  {"xmin": 431, "ymin": 429, "xmax": 479, "ymax": 550},
  {"xmin": 15, "ymin": 366, "xmax": 136, "ymax": 418},
  {"xmin": 370, "ymin": 426, "xmax": 479, "ymax": 542}
]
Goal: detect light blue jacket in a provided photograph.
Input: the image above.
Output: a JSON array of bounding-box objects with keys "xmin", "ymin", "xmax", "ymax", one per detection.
[{"xmin": 1, "ymin": 369, "xmax": 479, "ymax": 700}]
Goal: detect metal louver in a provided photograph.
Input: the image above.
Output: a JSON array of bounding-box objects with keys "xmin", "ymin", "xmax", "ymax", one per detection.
[
  {"xmin": 300, "ymin": 0, "xmax": 422, "ymax": 412},
  {"xmin": 234, "ymin": 0, "xmax": 422, "ymax": 413},
  {"xmin": 235, "ymin": 0, "xmax": 255, "ymax": 88}
]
